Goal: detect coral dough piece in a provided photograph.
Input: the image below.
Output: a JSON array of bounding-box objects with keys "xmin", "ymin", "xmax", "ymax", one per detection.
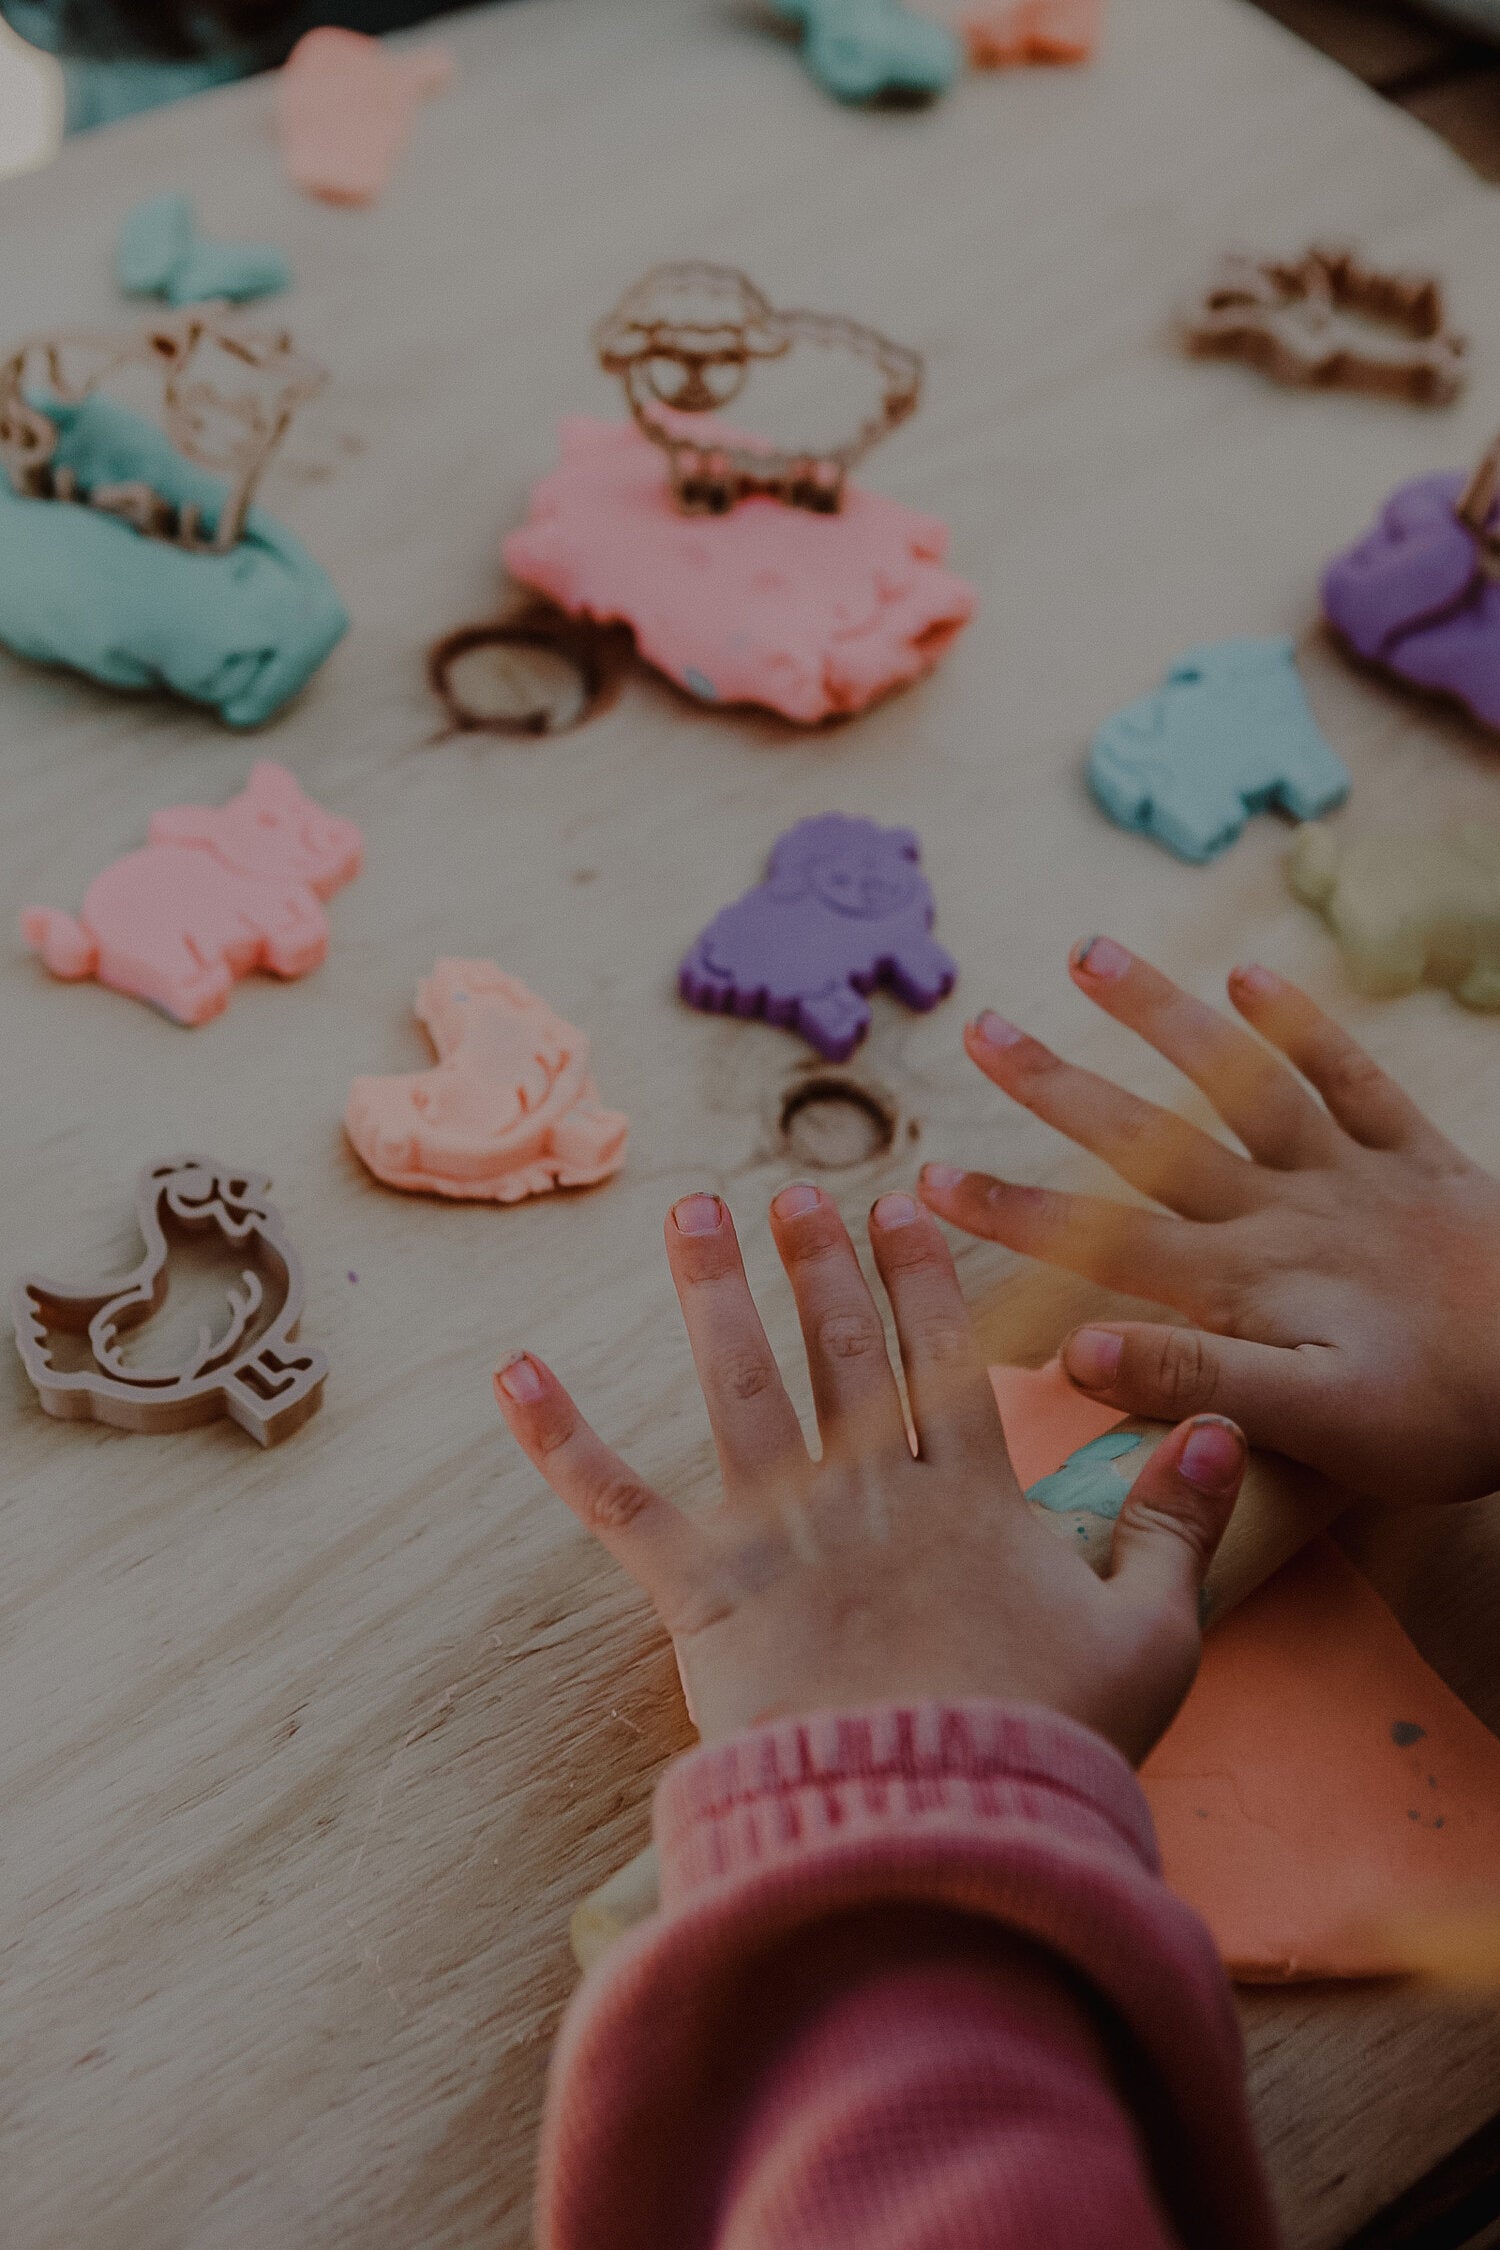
[
  {"xmin": 769, "ymin": 0, "xmax": 961, "ymax": 101},
  {"xmin": 1321, "ymin": 445, "xmax": 1500, "ymax": 731},
  {"xmin": 116, "ymin": 194, "xmax": 292, "ymax": 307},
  {"xmin": 14, "ymin": 1155, "xmax": 327, "ymax": 1445},
  {"xmin": 22, "ymin": 760, "xmax": 362, "ymax": 1025},
  {"xmin": 503, "ymin": 418, "xmax": 976, "ymax": 723},
  {"xmin": 1088, "ymin": 637, "xmax": 1349, "ymax": 864},
  {"xmin": 1184, "ymin": 246, "xmax": 1466, "ymax": 405},
  {"xmin": 1287, "ymin": 820, "xmax": 1500, "ymax": 1008},
  {"xmin": 680, "ymin": 813, "xmax": 956, "ymax": 1061},
  {"xmin": 345, "ymin": 961, "xmax": 628, "ymax": 1202},
  {"xmin": 277, "ymin": 27, "xmax": 452, "ymax": 207},
  {"xmin": 942, "ymin": 0, "xmax": 1102, "ymax": 65}
]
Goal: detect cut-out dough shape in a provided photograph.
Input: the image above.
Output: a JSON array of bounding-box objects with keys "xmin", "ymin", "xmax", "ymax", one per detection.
[
  {"xmin": 503, "ymin": 417, "xmax": 976, "ymax": 724},
  {"xmin": 932, "ymin": 0, "xmax": 1102, "ymax": 64},
  {"xmin": 1088, "ymin": 637, "xmax": 1349, "ymax": 864},
  {"xmin": 116, "ymin": 194, "xmax": 292, "ymax": 307},
  {"xmin": 680, "ymin": 813, "xmax": 957, "ymax": 1062},
  {"xmin": 770, "ymin": 0, "xmax": 961, "ymax": 100},
  {"xmin": 1287, "ymin": 819, "xmax": 1500, "ymax": 1008},
  {"xmin": 22, "ymin": 758, "xmax": 362, "ymax": 1026},
  {"xmin": 1322, "ymin": 472, "xmax": 1500, "ymax": 731},
  {"xmin": 277, "ymin": 27, "xmax": 453, "ymax": 207},
  {"xmin": 344, "ymin": 960, "xmax": 628, "ymax": 1202},
  {"xmin": 14, "ymin": 1154, "xmax": 326, "ymax": 1446}
]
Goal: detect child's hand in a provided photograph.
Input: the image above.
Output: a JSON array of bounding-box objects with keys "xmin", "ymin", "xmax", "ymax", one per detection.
[
  {"xmin": 920, "ymin": 939, "xmax": 1500, "ymax": 1509},
  {"xmin": 495, "ymin": 1183, "xmax": 1245, "ymax": 1762}
]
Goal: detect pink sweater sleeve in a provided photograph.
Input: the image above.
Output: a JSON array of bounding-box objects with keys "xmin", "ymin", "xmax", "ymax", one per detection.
[{"xmin": 538, "ymin": 1702, "xmax": 1280, "ymax": 2250}]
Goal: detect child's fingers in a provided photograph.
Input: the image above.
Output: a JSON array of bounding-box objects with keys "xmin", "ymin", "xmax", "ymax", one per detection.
[
  {"xmin": 1227, "ymin": 965, "xmax": 1450, "ymax": 1159},
  {"xmin": 961, "ymin": 1012, "xmax": 1262, "ymax": 1221},
  {"xmin": 1061, "ymin": 1321, "xmax": 1337, "ymax": 1455},
  {"xmin": 664, "ymin": 1194, "xmax": 809, "ymax": 1493},
  {"xmin": 1106, "ymin": 1414, "xmax": 1245, "ymax": 1617},
  {"xmin": 866, "ymin": 1192, "xmax": 1015, "ymax": 1472},
  {"xmin": 1070, "ymin": 937, "xmax": 1337, "ymax": 1172},
  {"xmin": 918, "ymin": 1165, "xmax": 1212, "ymax": 1311},
  {"xmin": 769, "ymin": 1182, "xmax": 909, "ymax": 1461},
  {"xmin": 494, "ymin": 1352, "xmax": 705, "ymax": 1620}
]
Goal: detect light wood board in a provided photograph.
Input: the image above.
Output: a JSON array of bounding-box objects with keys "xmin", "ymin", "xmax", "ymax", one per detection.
[{"xmin": 3, "ymin": 0, "xmax": 1500, "ymax": 2242}]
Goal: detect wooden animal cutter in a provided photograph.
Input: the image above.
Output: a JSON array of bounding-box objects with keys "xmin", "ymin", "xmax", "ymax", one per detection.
[
  {"xmin": 14, "ymin": 1156, "xmax": 327, "ymax": 1446},
  {"xmin": 1184, "ymin": 245, "xmax": 1467, "ymax": 405}
]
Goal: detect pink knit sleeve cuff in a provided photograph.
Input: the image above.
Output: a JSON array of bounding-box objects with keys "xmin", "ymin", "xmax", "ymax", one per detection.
[{"xmin": 655, "ymin": 1701, "xmax": 1160, "ymax": 1904}]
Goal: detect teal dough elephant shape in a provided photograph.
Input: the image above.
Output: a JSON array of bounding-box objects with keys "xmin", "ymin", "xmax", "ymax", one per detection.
[
  {"xmin": 1088, "ymin": 637, "xmax": 1350, "ymax": 864},
  {"xmin": 771, "ymin": 0, "xmax": 962, "ymax": 101},
  {"xmin": 0, "ymin": 394, "xmax": 347, "ymax": 727}
]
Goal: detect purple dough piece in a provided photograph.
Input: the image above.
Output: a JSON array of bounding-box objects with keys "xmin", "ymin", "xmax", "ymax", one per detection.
[
  {"xmin": 680, "ymin": 812, "xmax": 957, "ymax": 1062},
  {"xmin": 1322, "ymin": 472, "xmax": 1500, "ymax": 730}
]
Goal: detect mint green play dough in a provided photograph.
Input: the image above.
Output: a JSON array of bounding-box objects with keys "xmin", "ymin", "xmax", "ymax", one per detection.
[
  {"xmin": 1026, "ymin": 1431, "xmax": 1144, "ymax": 1518},
  {"xmin": 0, "ymin": 394, "xmax": 346, "ymax": 727},
  {"xmin": 117, "ymin": 194, "xmax": 292, "ymax": 307}
]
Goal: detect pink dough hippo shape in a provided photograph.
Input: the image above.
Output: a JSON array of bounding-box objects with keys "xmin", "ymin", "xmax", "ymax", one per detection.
[
  {"xmin": 680, "ymin": 812, "xmax": 957, "ymax": 1060},
  {"xmin": 277, "ymin": 27, "xmax": 453, "ymax": 208},
  {"xmin": 502, "ymin": 417, "xmax": 976, "ymax": 724},
  {"xmin": 345, "ymin": 960, "xmax": 628, "ymax": 1202},
  {"xmin": 22, "ymin": 760, "xmax": 362, "ymax": 1025}
]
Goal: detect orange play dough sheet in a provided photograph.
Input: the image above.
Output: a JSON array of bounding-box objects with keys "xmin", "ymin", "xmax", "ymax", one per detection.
[{"xmin": 992, "ymin": 1362, "xmax": 1500, "ymax": 1981}]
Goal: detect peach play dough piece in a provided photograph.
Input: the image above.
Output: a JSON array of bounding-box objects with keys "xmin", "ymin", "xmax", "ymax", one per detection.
[
  {"xmin": 277, "ymin": 27, "xmax": 453, "ymax": 208},
  {"xmin": 954, "ymin": 0, "xmax": 1101, "ymax": 64},
  {"xmin": 994, "ymin": 1362, "xmax": 1500, "ymax": 1980},
  {"xmin": 21, "ymin": 760, "xmax": 361, "ymax": 1026},
  {"xmin": 345, "ymin": 959, "xmax": 628, "ymax": 1202},
  {"xmin": 502, "ymin": 417, "xmax": 977, "ymax": 725}
]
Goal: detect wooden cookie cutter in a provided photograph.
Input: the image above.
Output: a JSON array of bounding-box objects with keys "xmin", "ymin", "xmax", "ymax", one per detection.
[
  {"xmin": 0, "ymin": 307, "xmax": 327, "ymax": 553},
  {"xmin": 14, "ymin": 1155, "xmax": 327, "ymax": 1446},
  {"xmin": 594, "ymin": 262, "xmax": 922, "ymax": 515},
  {"xmin": 426, "ymin": 601, "xmax": 632, "ymax": 737},
  {"xmin": 1184, "ymin": 245, "xmax": 1467, "ymax": 405},
  {"xmin": 1457, "ymin": 425, "xmax": 1500, "ymax": 569}
]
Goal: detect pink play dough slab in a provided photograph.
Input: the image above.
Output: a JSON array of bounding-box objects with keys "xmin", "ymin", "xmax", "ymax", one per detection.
[
  {"xmin": 345, "ymin": 959, "xmax": 628, "ymax": 1202},
  {"xmin": 21, "ymin": 759, "xmax": 362, "ymax": 1026},
  {"xmin": 502, "ymin": 417, "xmax": 977, "ymax": 724},
  {"xmin": 277, "ymin": 27, "xmax": 452, "ymax": 208},
  {"xmin": 992, "ymin": 1361, "xmax": 1500, "ymax": 1981},
  {"xmin": 953, "ymin": 0, "xmax": 1101, "ymax": 64}
]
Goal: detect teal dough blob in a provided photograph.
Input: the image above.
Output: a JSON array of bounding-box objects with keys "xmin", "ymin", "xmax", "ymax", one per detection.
[
  {"xmin": 1026, "ymin": 1431, "xmax": 1143, "ymax": 1519},
  {"xmin": 1088, "ymin": 636, "xmax": 1350, "ymax": 864},
  {"xmin": 117, "ymin": 194, "xmax": 292, "ymax": 306},
  {"xmin": 770, "ymin": 0, "xmax": 961, "ymax": 101},
  {"xmin": 0, "ymin": 395, "xmax": 347, "ymax": 727}
]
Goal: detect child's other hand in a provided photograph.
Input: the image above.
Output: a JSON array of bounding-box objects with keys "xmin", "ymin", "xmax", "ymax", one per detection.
[
  {"xmin": 920, "ymin": 940, "xmax": 1500, "ymax": 1509},
  {"xmin": 495, "ymin": 1184, "xmax": 1244, "ymax": 1761}
]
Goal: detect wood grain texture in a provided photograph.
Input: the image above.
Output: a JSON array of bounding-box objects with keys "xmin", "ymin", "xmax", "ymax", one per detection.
[{"xmin": 2, "ymin": 1, "xmax": 1500, "ymax": 2244}]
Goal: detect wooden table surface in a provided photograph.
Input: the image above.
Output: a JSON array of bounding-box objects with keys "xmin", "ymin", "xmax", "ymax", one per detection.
[{"xmin": 5, "ymin": 1, "xmax": 1500, "ymax": 2243}]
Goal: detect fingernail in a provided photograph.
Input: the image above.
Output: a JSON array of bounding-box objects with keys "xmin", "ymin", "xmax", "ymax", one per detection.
[
  {"xmin": 496, "ymin": 1352, "xmax": 543, "ymax": 1404},
  {"xmin": 872, "ymin": 1191, "xmax": 918, "ymax": 1228},
  {"xmin": 1232, "ymin": 963, "xmax": 1280, "ymax": 998},
  {"xmin": 1071, "ymin": 935, "xmax": 1131, "ymax": 982},
  {"xmin": 1063, "ymin": 1328, "xmax": 1123, "ymax": 1388},
  {"xmin": 974, "ymin": 1010, "xmax": 1024, "ymax": 1049},
  {"xmin": 1179, "ymin": 1416, "xmax": 1246, "ymax": 1494},
  {"xmin": 672, "ymin": 1192, "xmax": 722, "ymax": 1236},
  {"xmin": 773, "ymin": 1181, "xmax": 821, "ymax": 1220},
  {"xmin": 920, "ymin": 1162, "xmax": 965, "ymax": 1195}
]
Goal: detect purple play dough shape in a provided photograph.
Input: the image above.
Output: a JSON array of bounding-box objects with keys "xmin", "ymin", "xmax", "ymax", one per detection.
[
  {"xmin": 680, "ymin": 812, "xmax": 956, "ymax": 1061},
  {"xmin": 1322, "ymin": 472, "xmax": 1500, "ymax": 730}
]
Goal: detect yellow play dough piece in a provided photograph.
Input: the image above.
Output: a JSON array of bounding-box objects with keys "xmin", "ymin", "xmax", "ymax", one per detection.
[{"xmin": 1288, "ymin": 819, "xmax": 1500, "ymax": 1007}]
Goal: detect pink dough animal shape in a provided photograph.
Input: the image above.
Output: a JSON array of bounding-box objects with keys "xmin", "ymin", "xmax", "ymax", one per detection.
[
  {"xmin": 503, "ymin": 417, "xmax": 976, "ymax": 725},
  {"xmin": 22, "ymin": 760, "xmax": 362, "ymax": 1025},
  {"xmin": 681, "ymin": 813, "xmax": 957, "ymax": 1060},
  {"xmin": 345, "ymin": 960, "xmax": 628, "ymax": 1202},
  {"xmin": 277, "ymin": 27, "xmax": 453, "ymax": 207}
]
